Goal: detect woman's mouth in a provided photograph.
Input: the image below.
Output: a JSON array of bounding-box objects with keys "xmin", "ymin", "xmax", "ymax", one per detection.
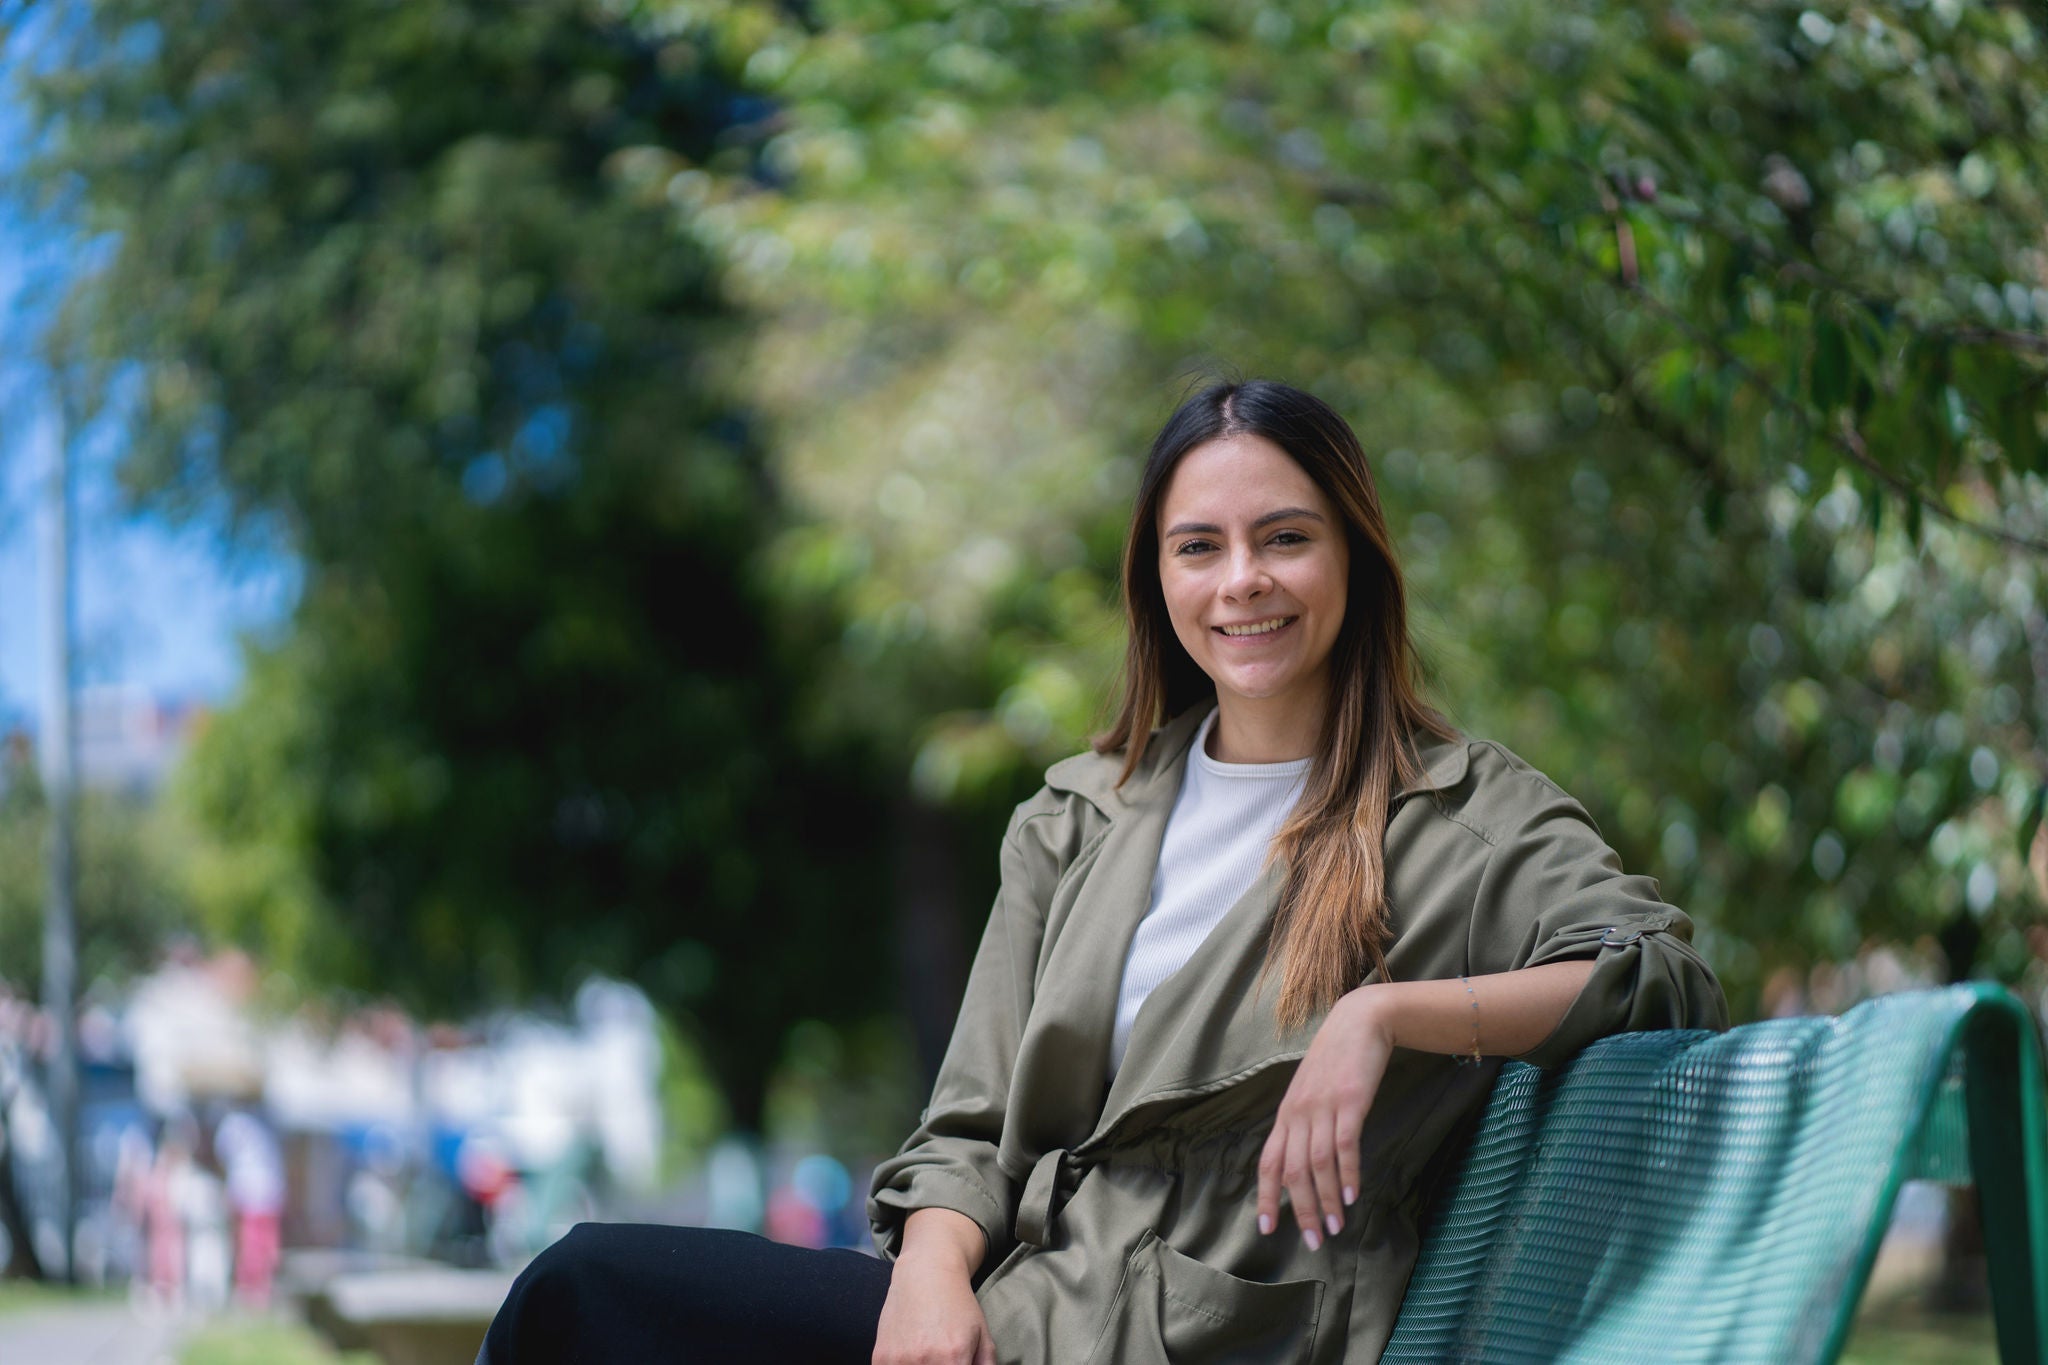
[{"xmin": 1214, "ymin": 615, "xmax": 1298, "ymax": 641}]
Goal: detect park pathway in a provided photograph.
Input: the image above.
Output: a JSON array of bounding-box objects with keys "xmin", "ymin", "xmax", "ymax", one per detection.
[{"xmin": 0, "ymin": 1300, "xmax": 187, "ymax": 1365}]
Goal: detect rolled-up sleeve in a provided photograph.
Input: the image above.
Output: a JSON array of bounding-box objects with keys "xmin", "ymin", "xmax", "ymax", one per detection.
[
  {"xmin": 1468, "ymin": 776, "xmax": 1729, "ymax": 1070},
  {"xmin": 867, "ymin": 790, "xmax": 1068, "ymax": 1268}
]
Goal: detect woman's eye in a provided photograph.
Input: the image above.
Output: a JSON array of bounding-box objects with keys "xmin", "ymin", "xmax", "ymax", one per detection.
[
  {"xmin": 1174, "ymin": 539, "xmax": 1216, "ymax": 555},
  {"xmin": 1270, "ymin": 531, "xmax": 1308, "ymax": 545}
]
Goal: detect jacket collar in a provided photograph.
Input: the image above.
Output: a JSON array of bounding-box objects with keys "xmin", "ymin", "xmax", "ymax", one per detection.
[
  {"xmin": 1042, "ymin": 704, "xmax": 1205, "ymax": 814},
  {"xmin": 1043, "ymin": 698, "xmax": 1470, "ymax": 814}
]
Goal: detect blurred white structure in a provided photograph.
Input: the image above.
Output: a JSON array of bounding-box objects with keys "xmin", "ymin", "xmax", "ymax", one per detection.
[
  {"xmin": 75, "ymin": 685, "xmax": 203, "ymax": 795},
  {"xmin": 127, "ymin": 954, "xmax": 266, "ymax": 1113},
  {"xmin": 0, "ymin": 686, "xmax": 206, "ymax": 797},
  {"xmin": 424, "ymin": 978, "xmax": 662, "ymax": 1190},
  {"xmin": 267, "ymin": 1023, "xmax": 416, "ymax": 1134},
  {"xmin": 122, "ymin": 954, "xmax": 664, "ymax": 1193}
]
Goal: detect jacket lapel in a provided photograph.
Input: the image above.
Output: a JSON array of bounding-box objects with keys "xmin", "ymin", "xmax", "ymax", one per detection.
[
  {"xmin": 1024, "ymin": 702, "xmax": 1473, "ymax": 1155},
  {"xmin": 1090, "ymin": 852, "xmax": 1304, "ymax": 1138},
  {"xmin": 1081, "ymin": 712, "xmax": 1466, "ymax": 1146},
  {"xmin": 1000, "ymin": 706, "xmax": 1205, "ymax": 1161}
]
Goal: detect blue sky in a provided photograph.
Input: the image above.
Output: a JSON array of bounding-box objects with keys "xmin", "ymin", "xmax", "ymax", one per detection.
[
  {"xmin": 0, "ymin": 393, "xmax": 300, "ymax": 725},
  {"xmin": 0, "ymin": 68, "xmax": 299, "ymax": 730}
]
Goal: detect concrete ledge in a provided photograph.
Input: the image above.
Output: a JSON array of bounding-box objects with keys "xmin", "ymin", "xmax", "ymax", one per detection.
[{"xmin": 305, "ymin": 1267, "xmax": 515, "ymax": 1365}]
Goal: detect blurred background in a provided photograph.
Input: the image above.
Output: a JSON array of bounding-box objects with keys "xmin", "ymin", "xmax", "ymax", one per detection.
[{"xmin": 0, "ymin": 0, "xmax": 2042, "ymax": 1360}]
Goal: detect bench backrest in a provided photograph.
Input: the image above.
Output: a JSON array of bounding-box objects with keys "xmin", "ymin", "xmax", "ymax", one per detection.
[{"xmin": 1383, "ymin": 983, "xmax": 2048, "ymax": 1364}]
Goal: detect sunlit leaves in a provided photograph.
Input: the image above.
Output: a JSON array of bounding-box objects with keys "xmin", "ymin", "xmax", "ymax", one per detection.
[
  {"xmin": 22, "ymin": 0, "xmax": 2046, "ymax": 1037},
  {"xmin": 681, "ymin": 0, "xmax": 2048, "ymax": 1015},
  {"xmin": 16, "ymin": 0, "xmax": 904, "ymax": 1125}
]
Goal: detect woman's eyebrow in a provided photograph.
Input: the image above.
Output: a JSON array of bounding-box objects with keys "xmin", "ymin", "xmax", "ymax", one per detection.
[
  {"xmin": 1253, "ymin": 506, "xmax": 1327, "ymax": 529},
  {"xmin": 1163, "ymin": 507, "xmax": 1328, "ymax": 538}
]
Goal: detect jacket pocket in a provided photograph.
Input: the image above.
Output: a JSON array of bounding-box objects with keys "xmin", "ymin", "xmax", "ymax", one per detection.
[{"xmin": 1083, "ymin": 1229, "xmax": 1324, "ymax": 1365}]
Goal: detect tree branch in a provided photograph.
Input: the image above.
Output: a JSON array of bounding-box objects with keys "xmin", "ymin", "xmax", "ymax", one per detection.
[
  {"xmin": 1440, "ymin": 148, "xmax": 2048, "ymax": 556},
  {"xmin": 1946, "ymin": 326, "xmax": 2048, "ymax": 358},
  {"xmin": 1831, "ymin": 417, "xmax": 2048, "ymax": 553}
]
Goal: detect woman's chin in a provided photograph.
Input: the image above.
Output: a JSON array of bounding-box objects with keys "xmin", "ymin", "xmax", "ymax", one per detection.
[{"xmin": 1208, "ymin": 667, "xmax": 1308, "ymax": 705}]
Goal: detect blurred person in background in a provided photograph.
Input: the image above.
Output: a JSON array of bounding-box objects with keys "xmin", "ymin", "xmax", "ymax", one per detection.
[
  {"xmin": 765, "ymin": 1177, "xmax": 829, "ymax": 1250},
  {"xmin": 181, "ymin": 1125, "xmax": 233, "ymax": 1315},
  {"xmin": 345, "ymin": 1123, "xmax": 411, "ymax": 1256},
  {"xmin": 477, "ymin": 378, "xmax": 1727, "ymax": 1364},
  {"xmin": 110, "ymin": 1123, "xmax": 155, "ymax": 1293},
  {"xmin": 141, "ymin": 1114, "xmax": 196, "ymax": 1313},
  {"xmin": 215, "ymin": 1107, "xmax": 285, "ymax": 1307}
]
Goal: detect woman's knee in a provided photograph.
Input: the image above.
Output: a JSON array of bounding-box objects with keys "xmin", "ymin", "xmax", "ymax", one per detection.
[{"xmin": 485, "ymin": 1222, "xmax": 615, "ymax": 1360}]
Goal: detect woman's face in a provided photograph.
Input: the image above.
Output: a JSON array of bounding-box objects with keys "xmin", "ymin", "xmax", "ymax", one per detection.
[{"xmin": 1155, "ymin": 432, "xmax": 1350, "ymax": 719}]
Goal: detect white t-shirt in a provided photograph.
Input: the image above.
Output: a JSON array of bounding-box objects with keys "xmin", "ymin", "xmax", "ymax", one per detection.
[{"xmin": 1107, "ymin": 708, "xmax": 1311, "ymax": 1080}]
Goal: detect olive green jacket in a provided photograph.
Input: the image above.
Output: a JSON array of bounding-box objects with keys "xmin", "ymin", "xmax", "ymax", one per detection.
[{"xmin": 868, "ymin": 701, "xmax": 1728, "ymax": 1365}]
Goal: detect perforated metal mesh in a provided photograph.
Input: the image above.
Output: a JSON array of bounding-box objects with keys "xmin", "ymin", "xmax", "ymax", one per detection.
[
  {"xmin": 1909, "ymin": 1049, "xmax": 1972, "ymax": 1186},
  {"xmin": 1381, "ymin": 984, "xmax": 2047, "ymax": 1365}
]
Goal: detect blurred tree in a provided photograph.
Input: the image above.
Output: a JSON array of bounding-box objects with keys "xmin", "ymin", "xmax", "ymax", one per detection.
[
  {"xmin": 18, "ymin": 0, "xmax": 2048, "ymax": 1130},
  {"xmin": 0, "ymin": 740, "xmax": 192, "ymax": 997},
  {"xmin": 675, "ymin": 0, "xmax": 2046, "ymax": 1017},
  {"xmin": 15, "ymin": 0, "xmax": 895, "ymax": 1130}
]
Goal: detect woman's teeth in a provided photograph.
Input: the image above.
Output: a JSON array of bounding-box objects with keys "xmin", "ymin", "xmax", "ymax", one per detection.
[{"xmin": 1217, "ymin": 617, "xmax": 1296, "ymax": 636}]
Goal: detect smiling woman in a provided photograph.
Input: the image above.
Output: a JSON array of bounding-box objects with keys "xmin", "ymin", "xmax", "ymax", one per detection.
[
  {"xmin": 1155, "ymin": 435, "xmax": 1351, "ymax": 762},
  {"xmin": 478, "ymin": 378, "xmax": 1728, "ymax": 1365}
]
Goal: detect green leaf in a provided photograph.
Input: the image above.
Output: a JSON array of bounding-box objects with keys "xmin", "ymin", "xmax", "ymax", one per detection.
[
  {"xmin": 2021, "ymin": 785, "xmax": 2047, "ymax": 863},
  {"xmin": 1809, "ymin": 316, "xmax": 1849, "ymax": 412},
  {"xmin": 2006, "ymin": 393, "xmax": 2045, "ymax": 474},
  {"xmin": 1969, "ymin": 353, "xmax": 2048, "ymax": 475}
]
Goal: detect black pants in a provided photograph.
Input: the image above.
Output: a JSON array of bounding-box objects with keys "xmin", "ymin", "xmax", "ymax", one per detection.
[{"xmin": 478, "ymin": 1222, "xmax": 894, "ymax": 1365}]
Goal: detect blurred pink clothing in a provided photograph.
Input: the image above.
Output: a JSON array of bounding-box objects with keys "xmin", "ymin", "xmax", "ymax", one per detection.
[
  {"xmin": 216, "ymin": 1110, "xmax": 286, "ymax": 1303},
  {"xmin": 143, "ymin": 1158, "xmax": 185, "ymax": 1296},
  {"xmin": 235, "ymin": 1210, "xmax": 282, "ymax": 1304}
]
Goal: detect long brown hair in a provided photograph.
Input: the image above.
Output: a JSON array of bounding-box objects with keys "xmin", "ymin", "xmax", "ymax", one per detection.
[{"xmin": 1094, "ymin": 379, "xmax": 1458, "ymax": 1031}]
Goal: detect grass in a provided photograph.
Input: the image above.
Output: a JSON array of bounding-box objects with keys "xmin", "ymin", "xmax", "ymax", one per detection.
[
  {"xmin": 178, "ymin": 1316, "xmax": 378, "ymax": 1365},
  {"xmin": 0, "ymin": 1277, "xmax": 122, "ymax": 1317},
  {"xmin": 1839, "ymin": 1297, "xmax": 1999, "ymax": 1365},
  {"xmin": 0, "ymin": 1285, "xmax": 372, "ymax": 1364}
]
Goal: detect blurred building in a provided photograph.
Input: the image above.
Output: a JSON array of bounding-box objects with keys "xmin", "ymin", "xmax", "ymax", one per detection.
[
  {"xmin": 76, "ymin": 685, "xmax": 206, "ymax": 795},
  {"xmin": 0, "ymin": 684, "xmax": 208, "ymax": 796},
  {"xmin": 116, "ymin": 953, "xmax": 663, "ymax": 1259}
]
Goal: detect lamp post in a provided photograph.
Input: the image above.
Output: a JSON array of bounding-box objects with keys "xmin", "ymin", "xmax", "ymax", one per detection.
[{"xmin": 40, "ymin": 385, "xmax": 79, "ymax": 1283}]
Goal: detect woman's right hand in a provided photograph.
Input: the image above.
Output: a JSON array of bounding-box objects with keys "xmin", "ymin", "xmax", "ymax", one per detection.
[{"xmin": 874, "ymin": 1207, "xmax": 997, "ymax": 1365}]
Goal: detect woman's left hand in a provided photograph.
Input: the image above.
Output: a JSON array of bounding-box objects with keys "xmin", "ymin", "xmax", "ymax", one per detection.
[{"xmin": 1256, "ymin": 984, "xmax": 1393, "ymax": 1250}]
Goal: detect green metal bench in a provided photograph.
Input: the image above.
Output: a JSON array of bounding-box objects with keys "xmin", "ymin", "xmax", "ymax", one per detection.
[{"xmin": 1383, "ymin": 982, "xmax": 2048, "ymax": 1364}]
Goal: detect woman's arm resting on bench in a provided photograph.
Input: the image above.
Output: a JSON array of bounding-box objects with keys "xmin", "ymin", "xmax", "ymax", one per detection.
[
  {"xmin": 1255, "ymin": 960, "xmax": 1598, "ymax": 1252},
  {"xmin": 1358, "ymin": 959, "xmax": 1598, "ymax": 1058}
]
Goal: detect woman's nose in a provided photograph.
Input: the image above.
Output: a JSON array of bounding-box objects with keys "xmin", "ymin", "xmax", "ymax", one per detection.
[{"xmin": 1222, "ymin": 548, "xmax": 1269, "ymax": 602}]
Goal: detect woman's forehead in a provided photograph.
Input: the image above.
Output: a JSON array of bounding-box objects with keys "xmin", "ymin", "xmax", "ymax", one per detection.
[{"xmin": 1159, "ymin": 434, "xmax": 1330, "ymax": 522}]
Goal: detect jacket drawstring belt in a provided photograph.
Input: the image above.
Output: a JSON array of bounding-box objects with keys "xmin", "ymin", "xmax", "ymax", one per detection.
[{"xmin": 1015, "ymin": 1147, "xmax": 1085, "ymax": 1247}]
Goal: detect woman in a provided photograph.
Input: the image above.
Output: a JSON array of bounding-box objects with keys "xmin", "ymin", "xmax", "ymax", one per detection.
[{"xmin": 479, "ymin": 378, "xmax": 1727, "ymax": 1365}]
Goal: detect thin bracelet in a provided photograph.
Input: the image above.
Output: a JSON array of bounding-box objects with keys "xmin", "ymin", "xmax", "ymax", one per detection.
[{"xmin": 1456, "ymin": 974, "xmax": 1482, "ymax": 1067}]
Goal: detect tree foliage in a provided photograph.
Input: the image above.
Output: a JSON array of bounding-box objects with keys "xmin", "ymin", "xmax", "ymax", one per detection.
[
  {"xmin": 17, "ymin": 0, "xmax": 895, "ymax": 1124},
  {"xmin": 0, "ymin": 743, "xmax": 192, "ymax": 996},
  {"xmin": 14, "ymin": 0, "xmax": 2047, "ymax": 1086},
  {"xmin": 688, "ymin": 0, "xmax": 2048, "ymax": 1011}
]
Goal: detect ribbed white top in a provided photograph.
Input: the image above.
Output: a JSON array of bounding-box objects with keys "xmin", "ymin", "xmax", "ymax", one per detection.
[{"xmin": 1107, "ymin": 708, "xmax": 1311, "ymax": 1080}]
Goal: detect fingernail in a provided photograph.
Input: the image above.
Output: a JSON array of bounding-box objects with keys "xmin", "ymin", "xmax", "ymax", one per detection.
[
  {"xmin": 1302, "ymin": 1227, "xmax": 1322, "ymax": 1251},
  {"xmin": 1342, "ymin": 1185, "xmax": 1357, "ymax": 1206},
  {"xmin": 1258, "ymin": 1214, "xmax": 1273, "ymax": 1235},
  {"xmin": 1325, "ymin": 1212, "xmax": 1341, "ymax": 1237}
]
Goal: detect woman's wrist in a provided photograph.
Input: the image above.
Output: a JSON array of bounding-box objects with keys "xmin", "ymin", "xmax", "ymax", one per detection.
[
  {"xmin": 898, "ymin": 1206, "xmax": 987, "ymax": 1278},
  {"xmin": 1344, "ymin": 977, "xmax": 1482, "ymax": 1057},
  {"xmin": 1340, "ymin": 983, "xmax": 1401, "ymax": 1050},
  {"xmin": 1342, "ymin": 961, "xmax": 1598, "ymax": 1060}
]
